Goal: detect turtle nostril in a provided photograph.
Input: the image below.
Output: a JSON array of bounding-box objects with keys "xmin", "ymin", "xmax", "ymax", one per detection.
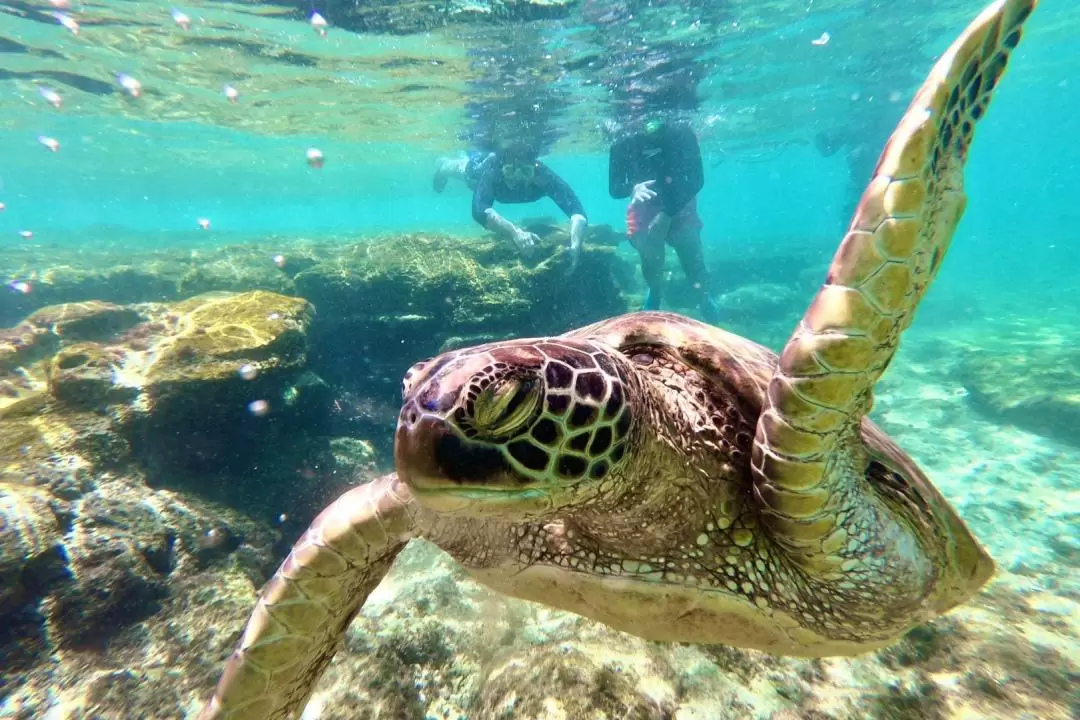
[{"xmin": 399, "ymin": 404, "xmax": 420, "ymax": 427}]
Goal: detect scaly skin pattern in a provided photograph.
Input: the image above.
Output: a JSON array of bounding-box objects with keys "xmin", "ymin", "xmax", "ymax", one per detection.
[
  {"xmin": 198, "ymin": 474, "xmax": 417, "ymax": 720},
  {"xmin": 395, "ymin": 318, "xmax": 980, "ymax": 653},
  {"xmin": 198, "ymin": 1, "xmax": 1036, "ymax": 717}
]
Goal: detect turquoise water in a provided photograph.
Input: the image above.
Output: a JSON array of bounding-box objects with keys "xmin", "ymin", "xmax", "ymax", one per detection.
[
  {"xmin": 1, "ymin": 2, "xmax": 1077, "ymax": 302},
  {"xmin": 2, "ymin": 1, "xmax": 1079, "ymax": 719},
  {"xmin": 0, "ymin": 3, "xmax": 1073, "ymax": 241}
]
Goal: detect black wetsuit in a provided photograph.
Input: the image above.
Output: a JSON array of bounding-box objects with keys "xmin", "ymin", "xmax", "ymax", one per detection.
[
  {"xmin": 607, "ymin": 122, "xmax": 715, "ymax": 319},
  {"xmin": 470, "ymin": 160, "xmax": 587, "ymax": 227},
  {"xmin": 608, "ymin": 123, "xmax": 703, "ymax": 216}
]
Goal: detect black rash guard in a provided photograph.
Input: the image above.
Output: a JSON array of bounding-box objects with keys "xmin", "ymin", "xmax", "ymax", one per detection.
[
  {"xmin": 471, "ymin": 161, "xmax": 587, "ymax": 227},
  {"xmin": 608, "ymin": 123, "xmax": 704, "ymax": 217}
]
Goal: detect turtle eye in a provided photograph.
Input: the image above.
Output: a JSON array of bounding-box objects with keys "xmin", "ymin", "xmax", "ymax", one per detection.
[{"xmin": 473, "ymin": 376, "xmax": 540, "ymax": 438}]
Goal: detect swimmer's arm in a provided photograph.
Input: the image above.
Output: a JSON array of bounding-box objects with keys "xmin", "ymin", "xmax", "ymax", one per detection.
[
  {"xmin": 471, "ymin": 172, "xmax": 498, "ymax": 227},
  {"xmin": 483, "ymin": 209, "xmax": 539, "ymax": 250}
]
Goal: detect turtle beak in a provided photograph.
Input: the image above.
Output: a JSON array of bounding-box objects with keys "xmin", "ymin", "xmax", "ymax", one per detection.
[
  {"xmin": 394, "ymin": 410, "xmax": 445, "ymax": 489},
  {"xmin": 395, "ymin": 404, "xmax": 509, "ymax": 492},
  {"xmin": 395, "ymin": 401, "xmax": 555, "ymax": 517}
]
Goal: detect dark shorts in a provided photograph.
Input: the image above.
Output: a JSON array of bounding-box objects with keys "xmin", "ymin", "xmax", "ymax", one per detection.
[{"xmin": 626, "ymin": 197, "xmax": 703, "ymax": 244}]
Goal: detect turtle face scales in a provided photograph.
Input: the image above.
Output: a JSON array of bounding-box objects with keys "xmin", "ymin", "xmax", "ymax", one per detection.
[{"xmin": 395, "ymin": 339, "xmax": 636, "ymax": 518}]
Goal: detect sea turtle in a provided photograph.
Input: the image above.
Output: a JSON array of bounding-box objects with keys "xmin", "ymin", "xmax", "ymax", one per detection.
[{"xmin": 198, "ymin": 1, "xmax": 1037, "ymax": 717}]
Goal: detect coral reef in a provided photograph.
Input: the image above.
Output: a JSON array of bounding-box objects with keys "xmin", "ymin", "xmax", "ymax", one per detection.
[
  {"xmin": 2, "ymin": 226, "xmax": 647, "ymax": 456},
  {"xmin": 1, "ymin": 290, "xmax": 343, "ymax": 508},
  {"xmin": 0, "ymin": 290, "xmax": 378, "ymax": 677},
  {"xmin": 292, "ymin": 229, "xmax": 629, "ymax": 408}
]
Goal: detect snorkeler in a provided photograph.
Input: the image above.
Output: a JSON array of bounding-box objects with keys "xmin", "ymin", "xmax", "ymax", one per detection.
[
  {"xmin": 608, "ymin": 118, "xmax": 719, "ymax": 323},
  {"xmin": 433, "ymin": 145, "xmax": 588, "ymax": 268}
]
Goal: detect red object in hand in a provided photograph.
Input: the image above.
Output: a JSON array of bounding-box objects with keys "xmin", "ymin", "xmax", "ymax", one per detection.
[{"xmin": 626, "ymin": 203, "xmax": 640, "ymax": 235}]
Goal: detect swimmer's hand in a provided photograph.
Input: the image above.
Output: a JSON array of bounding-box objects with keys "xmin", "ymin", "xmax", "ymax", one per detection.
[
  {"xmin": 512, "ymin": 227, "xmax": 541, "ymax": 251},
  {"xmin": 485, "ymin": 208, "xmax": 538, "ymax": 252},
  {"xmin": 631, "ymin": 180, "xmax": 657, "ymax": 205}
]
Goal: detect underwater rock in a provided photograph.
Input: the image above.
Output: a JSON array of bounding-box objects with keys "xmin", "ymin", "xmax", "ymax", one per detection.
[
  {"xmin": 704, "ymin": 239, "xmax": 828, "ymax": 298},
  {"xmin": 46, "ymin": 484, "xmax": 175, "ymax": 649},
  {"xmin": 0, "ymin": 231, "xmax": 645, "ymax": 426},
  {"xmin": 0, "ymin": 242, "xmax": 300, "ymax": 328},
  {"xmin": 0, "ymin": 230, "xmax": 633, "ymax": 327},
  {"xmin": 0, "ymin": 459, "xmax": 278, "ymax": 661},
  {"xmin": 0, "ymin": 322, "xmax": 49, "ymax": 375},
  {"xmin": 0, "ymin": 292, "xmax": 325, "ymax": 499},
  {"xmin": 0, "ymin": 290, "xmax": 373, "ymax": 520},
  {"xmin": 0, "ymin": 288, "xmax": 391, "ymax": 672},
  {"xmin": 439, "ymin": 332, "xmax": 517, "ymax": 354},
  {"xmin": 133, "ymin": 289, "xmax": 313, "ymax": 387},
  {"xmin": 709, "ymin": 282, "xmax": 803, "ymax": 349},
  {"xmin": 26, "ymin": 300, "xmax": 142, "ymax": 343},
  {"xmin": 0, "ymin": 485, "xmax": 66, "ymax": 617},
  {"xmin": 159, "ymin": 537, "xmax": 1070, "ymax": 720},
  {"xmin": 959, "ymin": 329, "xmax": 1080, "ymax": 448},
  {"xmin": 294, "ymin": 231, "xmax": 629, "ymax": 405},
  {"xmin": 292, "ymin": 232, "xmax": 599, "ymax": 333},
  {"xmin": 48, "ymin": 341, "xmax": 134, "ymax": 408},
  {"xmin": 713, "ymin": 282, "xmax": 800, "ymax": 321},
  {"xmin": 328, "ymin": 436, "xmax": 378, "ymax": 470},
  {"xmin": 0, "ymin": 362, "xmax": 48, "ymax": 420}
]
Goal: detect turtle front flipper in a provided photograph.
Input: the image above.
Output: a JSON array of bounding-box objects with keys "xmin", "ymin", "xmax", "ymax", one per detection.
[
  {"xmin": 753, "ymin": 2, "xmax": 1035, "ymax": 554},
  {"xmin": 198, "ymin": 473, "xmax": 417, "ymax": 720}
]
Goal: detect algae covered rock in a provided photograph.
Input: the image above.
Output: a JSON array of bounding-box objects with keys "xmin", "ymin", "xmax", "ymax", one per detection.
[
  {"xmin": 294, "ymin": 231, "xmax": 628, "ymax": 404},
  {"xmin": 0, "ymin": 240, "xmax": 299, "ymax": 327},
  {"xmin": 139, "ymin": 290, "xmax": 312, "ymax": 387},
  {"xmin": 0, "ymin": 466, "xmax": 279, "ymax": 660},
  {"xmin": 293, "ymin": 232, "xmax": 557, "ymax": 329},
  {"xmin": 4, "ymin": 231, "xmax": 637, "ymax": 414},
  {"xmin": 47, "ymin": 341, "xmax": 133, "ymax": 408},
  {"xmin": 0, "ymin": 322, "xmax": 48, "ymax": 374},
  {"xmin": 25, "ymin": 300, "xmax": 142, "ymax": 342},
  {"xmin": 0, "ymin": 296, "xmax": 293, "ymax": 655},
  {"xmin": 1, "ymin": 290, "xmax": 332, "ymax": 497},
  {"xmin": 0, "ymin": 288, "xmax": 367, "ymax": 648},
  {"xmin": 32, "ymin": 290, "xmax": 315, "ymax": 410},
  {"xmin": 0, "ymin": 364, "xmax": 48, "ymax": 420},
  {"xmin": 8, "ymin": 291, "xmax": 313, "ymax": 416}
]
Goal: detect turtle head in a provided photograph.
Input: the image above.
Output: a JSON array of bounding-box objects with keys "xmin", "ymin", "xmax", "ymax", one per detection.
[{"xmin": 395, "ymin": 339, "xmax": 635, "ymax": 517}]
